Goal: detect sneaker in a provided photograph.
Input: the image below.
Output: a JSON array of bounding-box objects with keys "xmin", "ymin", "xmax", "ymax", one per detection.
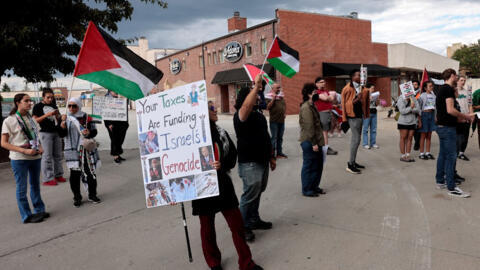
[
  {"xmin": 119, "ymin": 156, "xmax": 126, "ymax": 161},
  {"xmin": 436, "ymin": 183, "xmax": 446, "ymax": 189},
  {"xmin": 34, "ymin": 212, "xmax": 50, "ymax": 219},
  {"xmin": 74, "ymin": 199, "xmax": 82, "ymax": 208},
  {"xmin": 354, "ymin": 162, "xmax": 365, "ymax": 169},
  {"xmin": 315, "ymin": 187, "xmax": 326, "ymax": 194},
  {"xmin": 277, "ymin": 153, "xmax": 288, "ymax": 159},
  {"xmin": 24, "ymin": 214, "xmax": 44, "ymax": 224},
  {"xmin": 250, "ymin": 219, "xmax": 273, "ymax": 230},
  {"xmin": 363, "ymin": 145, "xmax": 371, "ymax": 149},
  {"xmin": 347, "ymin": 162, "xmax": 361, "ymax": 174},
  {"xmin": 337, "ymin": 133, "xmax": 342, "ymax": 138},
  {"xmin": 88, "ymin": 196, "xmax": 101, "ymax": 204},
  {"xmin": 328, "ymin": 133, "xmax": 333, "ymax": 138},
  {"xmin": 454, "ymin": 173, "xmax": 466, "ymax": 182},
  {"xmin": 419, "ymin": 154, "xmax": 428, "ymax": 160},
  {"xmin": 244, "ymin": 228, "xmax": 255, "ymax": 242},
  {"xmin": 426, "ymin": 153, "xmax": 435, "ymax": 160},
  {"xmin": 42, "ymin": 179, "xmax": 58, "ymax": 186},
  {"xmin": 448, "ymin": 187, "xmax": 470, "ymax": 198},
  {"xmin": 327, "ymin": 147, "xmax": 338, "ymax": 155},
  {"xmin": 372, "ymin": 144, "xmax": 379, "ymax": 149},
  {"xmin": 55, "ymin": 176, "xmax": 67, "ymax": 183},
  {"xmin": 114, "ymin": 157, "xmax": 122, "ymax": 164},
  {"xmin": 458, "ymin": 154, "xmax": 470, "ymax": 161}
]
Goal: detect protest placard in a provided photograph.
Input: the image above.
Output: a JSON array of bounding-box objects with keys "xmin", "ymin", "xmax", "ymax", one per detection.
[
  {"xmin": 360, "ymin": 66, "xmax": 368, "ymax": 86},
  {"xmin": 135, "ymin": 80, "xmax": 219, "ymax": 208},
  {"xmin": 399, "ymin": 81, "xmax": 415, "ymax": 98},
  {"xmin": 92, "ymin": 96, "xmax": 128, "ymax": 121}
]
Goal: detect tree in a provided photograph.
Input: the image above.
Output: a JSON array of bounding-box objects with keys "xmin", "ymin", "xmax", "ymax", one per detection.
[
  {"xmin": 452, "ymin": 40, "xmax": 480, "ymax": 78},
  {"xmin": 0, "ymin": 0, "xmax": 167, "ymax": 84},
  {"xmin": 1, "ymin": 83, "xmax": 11, "ymax": 92}
]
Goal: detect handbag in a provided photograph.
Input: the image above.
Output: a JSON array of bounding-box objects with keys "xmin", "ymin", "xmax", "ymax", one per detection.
[{"xmin": 394, "ymin": 112, "xmax": 400, "ymax": 121}]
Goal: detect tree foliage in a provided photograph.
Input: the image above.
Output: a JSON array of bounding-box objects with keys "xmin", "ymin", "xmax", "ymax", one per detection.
[
  {"xmin": 0, "ymin": 0, "xmax": 167, "ymax": 83},
  {"xmin": 452, "ymin": 40, "xmax": 480, "ymax": 78},
  {"xmin": 1, "ymin": 83, "xmax": 11, "ymax": 92}
]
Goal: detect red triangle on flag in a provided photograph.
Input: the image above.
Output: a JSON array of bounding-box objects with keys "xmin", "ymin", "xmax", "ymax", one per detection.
[
  {"xmin": 420, "ymin": 68, "xmax": 430, "ymax": 90},
  {"xmin": 73, "ymin": 22, "xmax": 120, "ymax": 77},
  {"xmin": 243, "ymin": 64, "xmax": 264, "ymax": 81},
  {"xmin": 267, "ymin": 38, "xmax": 282, "ymax": 59}
]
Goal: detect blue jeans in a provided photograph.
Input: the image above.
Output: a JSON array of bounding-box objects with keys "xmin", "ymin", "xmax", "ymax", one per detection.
[
  {"xmin": 11, "ymin": 159, "xmax": 46, "ymax": 222},
  {"xmin": 238, "ymin": 162, "xmax": 269, "ymax": 228},
  {"xmin": 300, "ymin": 141, "xmax": 324, "ymax": 195},
  {"xmin": 270, "ymin": 122, "xmax": 285, "ymax": 156},
  {"xmin": 435, "ymin": 127, "xmax": 457, "ymax": 190},
  {"xmin": 362, "ymin": 113, "xmax": 377, "ymax": 146}
]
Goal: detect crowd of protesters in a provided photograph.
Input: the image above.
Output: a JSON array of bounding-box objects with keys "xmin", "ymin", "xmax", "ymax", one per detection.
[
  {"xmin": 1, "ymin": 68, "xmax": 479, "ymax": 270},
  {"xmin": 1, "ymin": 88, "xmax": 130, "ymax": 223}
]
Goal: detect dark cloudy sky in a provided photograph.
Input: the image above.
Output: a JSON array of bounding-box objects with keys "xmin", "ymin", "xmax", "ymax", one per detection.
[{"xmin": 3, "ymin": 0, "xmax": 480, "ymax": 90}]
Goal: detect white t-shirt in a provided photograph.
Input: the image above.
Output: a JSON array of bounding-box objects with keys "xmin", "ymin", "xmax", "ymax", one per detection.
[{"xmin": 1, "ymin": 115, "xmax": 41, "ymax": 160}]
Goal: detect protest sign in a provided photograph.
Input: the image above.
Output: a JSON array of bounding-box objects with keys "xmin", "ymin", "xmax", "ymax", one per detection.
[
  {"xmin": 399, "ymin": 81, "xmax": 415, "ymax": 98},
  {"xmin": 135, "ymin": 80, "xmax": 219, "ymax": 208},
  {"xmin": 360, "ymin": 66, "xmax": 368, "ymax": 86},
  {"xmin": 370, "ymin": 91, "xmax": 380, "ymax": 101},
  {"xmin": 92, "ymin": 96, "xmax": 128, "ymax": 121}
]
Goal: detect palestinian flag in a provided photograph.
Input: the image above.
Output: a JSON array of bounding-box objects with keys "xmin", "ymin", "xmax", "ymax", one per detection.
[
  {"xmin": 266, "ymin": 37, "xmax": 299, "ymax": 78},
  {"xmin": 74, "ymin": 21, "xmax": 163, "ymax": 100},
  {"xmin": 243, "ymin": 64, "xmax": 275, "ymax": 88}
]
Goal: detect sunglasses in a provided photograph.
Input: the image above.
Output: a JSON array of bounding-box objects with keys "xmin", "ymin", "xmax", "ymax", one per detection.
[{"xmin": 68, "ymin": 104, "xmax": 78, "ymax": 108}]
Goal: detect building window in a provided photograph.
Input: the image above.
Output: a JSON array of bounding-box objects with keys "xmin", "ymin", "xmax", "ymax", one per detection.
[
  {"xmin": 208, "ymin": 53, "xmax": 212, "ymax": 65},
  {"xmin": 199, "ymin": 56, "xmax": 204, "ymax": 68},
  {"xmin": 261, "ymin": 39, "xmax": 268, "ymax": 55},
  {"xmin": 213, "ymin": 52, "xmax": 217, "ymax": 64},
  {"xmin": 219, "ymin": 50, "xmax": 224, "ymax": 63},
  {"xmin": 245, "ymin": 43, "xmax": 252, "ymax": 57},
  {"xmin": 182, "ymin": 60, "xmax": 187, "ymax": 71}
]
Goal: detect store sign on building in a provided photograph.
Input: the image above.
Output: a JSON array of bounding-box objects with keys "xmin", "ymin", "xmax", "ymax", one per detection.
[
  {"xmin": 170, "ymin": 59, "xmax": 182, "ymax": 74},
  {"xmin": 223, "ymin": 41, "xmax": 243, "ymax": 63}
]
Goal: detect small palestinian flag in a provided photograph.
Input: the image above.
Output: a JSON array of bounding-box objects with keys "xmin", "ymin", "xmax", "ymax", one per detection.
[
  {"xmin": 266, "ymin": 37, "xmax": 299, "ymax": 78},
  {"xmin": 74, "ymin": 22, "xmax": 163, "ymax": 100},
  {"xmin": 243, "ymin": 64, "xmax": 275, "ymax": 92}
]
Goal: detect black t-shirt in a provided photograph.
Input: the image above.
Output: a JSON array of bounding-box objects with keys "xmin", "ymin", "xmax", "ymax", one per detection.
[
  {"xmin": 436, "ymin": 84, "xmax": 457, "ymax": 127},
  {"xmin": 233, "ymin": 110, "xmax": 272, "ymax": 163},
  {"xmin": 32, "ymin": 102, "xmax": 58, "ymax": 132},
  {"xmin": 353, "ymin": 99, "xmax": 363, "ymax": 118}
]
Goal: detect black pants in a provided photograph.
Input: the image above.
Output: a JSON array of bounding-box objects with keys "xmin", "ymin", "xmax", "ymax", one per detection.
[
  {"xmin": 69, "ymin": 155, "xmax": 97, "ymax": 200},
  {"xmin": 105, "ymin": 121, "xmax": 129, "ymax": 156},
  {"xmin": 456, "ymin": 122, "xmax": 470, "ymax": 154}
]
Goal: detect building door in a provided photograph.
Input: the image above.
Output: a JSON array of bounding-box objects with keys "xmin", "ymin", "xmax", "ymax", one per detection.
[{"xmin": 220, "ymin": 85, "xmax": 229, "ymax": 113}]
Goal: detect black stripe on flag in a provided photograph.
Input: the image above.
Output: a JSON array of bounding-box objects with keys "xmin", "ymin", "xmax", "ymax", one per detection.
[
  {"xmin": 98, "ymin": 27, "xmax": 163, "ymax": 84},
  {"xmin": 277, "ymin": 37, "xmax": 299, "ymax": 61}
]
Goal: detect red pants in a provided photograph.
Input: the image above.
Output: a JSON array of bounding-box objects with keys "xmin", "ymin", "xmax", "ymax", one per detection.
[{"xmin": 199, "ymin": 208, "xmax": 255, "ymax": 270}]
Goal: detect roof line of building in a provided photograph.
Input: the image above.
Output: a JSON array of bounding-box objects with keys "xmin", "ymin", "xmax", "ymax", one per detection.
[
  {"xmin": 275, "ymin": 8, "xmax": 371, "ymax": 23},
  {"xmin": 155, "ymin": 19, "xmax": 278, "ymax": 63}
]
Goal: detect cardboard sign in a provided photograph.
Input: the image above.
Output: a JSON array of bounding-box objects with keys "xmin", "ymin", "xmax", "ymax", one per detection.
[
  {"xmin": 92, "ymin": 96, "xmax": 128, "ymax": 121},
  {"xmin": 400, "ymin": 81, "xmax": 415, "ymax": 98},
  {"xmin": 135, "ymin": 80, "xmax": 219, "ymax": 208}
]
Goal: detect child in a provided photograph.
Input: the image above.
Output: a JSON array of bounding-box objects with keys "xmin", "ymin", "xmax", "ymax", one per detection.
[{"xmin": 418, "ymin": 81, "xmax": 436, "ymax": 160}]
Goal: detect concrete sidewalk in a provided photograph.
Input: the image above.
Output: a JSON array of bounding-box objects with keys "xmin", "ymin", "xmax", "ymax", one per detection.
[{"xmin": 0, "ymin": 113, "xmax": 479, "ymax": 270}]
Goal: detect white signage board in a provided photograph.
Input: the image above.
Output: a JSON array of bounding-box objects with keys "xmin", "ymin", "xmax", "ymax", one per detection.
[{"xmin": 92, "ymin": 96, "xmax": 128, "ymax": 121}]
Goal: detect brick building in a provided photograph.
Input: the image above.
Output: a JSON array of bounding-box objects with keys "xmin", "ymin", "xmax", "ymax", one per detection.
[{"xmin": 156, "ymin": 9, "xmax": 398, "ymax": 114}]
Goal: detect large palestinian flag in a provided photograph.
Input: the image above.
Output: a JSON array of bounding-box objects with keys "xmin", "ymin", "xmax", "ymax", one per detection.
[
  {"xmin": 266, "ymin": 37, "xmax": 299, "ymax": 78},
  {"xmin": 74, "ymin": 22, "xmax": 163, "ymax": 100}
]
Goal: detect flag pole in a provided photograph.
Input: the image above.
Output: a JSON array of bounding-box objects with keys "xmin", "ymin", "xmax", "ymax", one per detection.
[
  {"xmin": 260, "ymin": 34, "xmax": 278, "ymax": 74},
  {"xmin": 180, "ymin": 202, "xmax": 193, "ymax": 263},
  {"xmin": 67, "ymin": 77, "xmax": 76, "ymax": 102}
]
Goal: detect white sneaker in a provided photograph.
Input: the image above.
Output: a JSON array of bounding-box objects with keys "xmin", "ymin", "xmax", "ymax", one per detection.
[
  {"xmin": 372, "ymin": 144, "xmax": 379, "ymax": 149},
  {"xmin": 436, "ymin": 183, "xmax": 446, "ymax": 189},
  {"xmin": 448, "ymin": 187, "xmax": 470, "ymax": 198},
  {"xmin": 363, "ymin": 145, "xmax": 371, "ymax": 149},
  {"xmin": 328, "ymin": 133, "xmax": 333, "ymax": 138}
]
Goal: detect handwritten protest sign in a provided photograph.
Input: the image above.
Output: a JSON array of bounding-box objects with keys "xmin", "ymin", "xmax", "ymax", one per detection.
[
  {"xmin": 135, "ymin": 80, "xmax": 219, "ymax": 208},
  {"xmin": 92, "ymin": 96, "xmax": 128, "ymax": 121},
  {"xmin": 399, "ymin": 81, "xmax": 415, "ymax": 98}
]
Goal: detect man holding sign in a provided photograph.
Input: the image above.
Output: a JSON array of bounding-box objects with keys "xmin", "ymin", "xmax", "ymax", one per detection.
[{"xmin": 234, "ymin": 74, "xmax": 276, "ymax": 242}]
